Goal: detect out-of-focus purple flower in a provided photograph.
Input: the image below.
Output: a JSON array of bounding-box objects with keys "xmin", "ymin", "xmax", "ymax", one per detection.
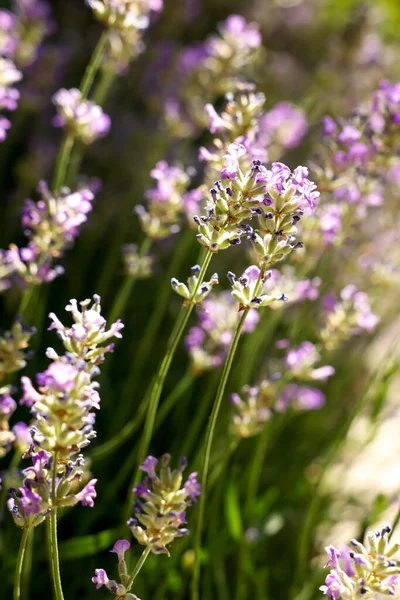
[
  {"xmin": 20, "ymin": 376, "xmax": 42, "ymax": 407},
  {"xmin": 319, "ymin": 570, "xmax": 344, "ymax": 599},
  {"xmin": 184, "ymin": 472, "xmax": 201, "ymax": 502},
  {"xmin": 12, "ymin": 422, "xmax": 32, "ymax": 450},
  {"xmin": 36, "ymin": 361, "xmax": 79, "ymax": 393},
  {"xmin": 52, "ymin": 88, "xmax": 111, "ymax": 144},
  {"xmin": 140, "ymin": 455, "xmax": 158, "ymax": 478},
  {"xmin": 0, "ymin": 392, "xmax": 17, "ymax": 417},
  {"xmin": 278, "ymin": 384, "xmax": 325, "ymax": 411},
  {"xmin": 221, "ymin": 142, "xmax": 246, "ymax": 180},
  {"xmin": 259, "ymin": 102, "xmax": 307, "ymax": 150},
  {"xmin": 0, "ymin": 115, "xmax": 11, "ymax": 140},
  {"xmin": 218, "ymin": 15, "xmax": 262, "ymax": 49}
]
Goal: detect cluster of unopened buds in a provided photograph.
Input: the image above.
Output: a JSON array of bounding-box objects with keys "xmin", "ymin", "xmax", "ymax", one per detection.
[
  {"xmin": 7, "ymin": 295, "xmax": 123, "ymax": 529},
  {"xmin": 171, "ymin": 264, "xmax": 219, "ymax": 306},
  {"xmin": 1, "ymin": 181, "xmax": 95, "ymax": 289},
  {"xmin": 194, "ymin": 146, "xmax": 319, "ymax": 261},
  {"xmin": 52, "ymin": 88, "xmax": 111, "ymax": 144},
  {"xmin": 320, "ymin": 285, "xmax": 379, "ymax": 350},
  {"xmin": 128, "ymin": 454, "xmax": 200, "ymax": 555},
  {"xmin": 320, "ymin": 527, "xmax": 400, "ymax": 599},
  {"xmin": 185, "ymin": 291, "xmax": 259, "ymax": 374},
  {"xmin": 0, "ymin": 318, "xmax": 35, "ymax": 380},
  {"xmin": 228, "ymin": 265, "xmax": 287, "ymax": 310}
]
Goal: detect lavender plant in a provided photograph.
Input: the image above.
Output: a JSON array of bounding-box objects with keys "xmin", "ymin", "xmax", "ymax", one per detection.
[{"xmin": 1, "ymin": 3, "xmax": 400, "ymax": 600}]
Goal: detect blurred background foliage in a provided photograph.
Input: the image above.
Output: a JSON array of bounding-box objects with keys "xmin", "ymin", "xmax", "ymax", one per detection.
[{"xmin": 1, "ymin": 0, "xmax": 400, "ymax": 599}]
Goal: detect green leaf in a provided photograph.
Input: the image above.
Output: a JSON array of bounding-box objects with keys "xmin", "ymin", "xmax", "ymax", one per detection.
[
  {"xmin": 224, "ymin": 479, "xmax": 243, "ymax": 541},
  {"xmin": 59, "ymin": 528, "xmax": 122, "ymax": 560}
]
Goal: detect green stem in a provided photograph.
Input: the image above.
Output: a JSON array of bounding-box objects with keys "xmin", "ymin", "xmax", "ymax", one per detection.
[
  {"xmin": 52, "ymin": 133, "xmax": 74, "ymax": 193},
  {"xmin": 48, "ymin": 453, "xmax": 64, "ymax": 600},
  {"xmin": 107, "ymin": 237, "xmax": 153, "ymax": 326},
  {"xmin": 191, "ymin": 309, "xmax": 249, "ymax": 600},
  {"xmin": 126, "ymin": 546, "xmax": 151, "ymax": 590},
  {"xmin": 16, "ymin": 286, "xmax": 36, "ymax": 319},
  {"xmin": 125, "ymin": 250, "xmax": 213, "ymax": 518},
  {"xmin": 79, "ymin": 30, "xmax": 109, "ymax": 100},
  {"xmin": 14, "ymin": 527, "xmax": 31, "ymax": 600},
  {"xmin": 21, "ymin": 526, "xmax": 34, "ymax": 600},
  {"xmin": 114, "ymin": 231, "xmax": 193, "ymax": 429}
]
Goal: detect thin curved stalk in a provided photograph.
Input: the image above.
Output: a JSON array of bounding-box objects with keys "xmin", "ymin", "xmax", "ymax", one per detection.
[
  {"xmin": 113, "ymin": 231, "xmax": 193, "ymax": 431},
  {"xmin": 79, "ymin": 30, "xmax": 109, "ymax": 100},
  {"xmin": 47, "ymin": 452, "xmax": 64, "ymax": 600},
  {"xmin": 52, "ymin": 133, "xmax": 74, "ymax": 193},
  {"xmin": 13, "ymin": 527, "xmax": 31, "ymax": 600},
  {"xmin": 107, "ymin": 237, "xmax": 153, "ymax": 326},
  {"xmin": 124, "ymin": 250, "xmax": 213, "ymax": 519},
  {"xmin": 191, "ymin": 309, "xmax": 249, "ymax": 600},
  {"xmin": 127, "ymin": 546, "xmax": 151, "ymax": 589}
]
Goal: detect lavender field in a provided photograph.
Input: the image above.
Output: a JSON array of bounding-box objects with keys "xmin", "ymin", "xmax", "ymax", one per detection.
[{"xmin": 1, "ymin": 1, "xmax": 400, "ymax": 599}]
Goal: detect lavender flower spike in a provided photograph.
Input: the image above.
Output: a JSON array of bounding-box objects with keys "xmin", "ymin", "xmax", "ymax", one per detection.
[
  {"xmin": 53, "ymin": 88, "xmax": 111, "ymax": 144},
  {"xmin": 129, "ymin": 454, "xmax": 200, "ymax": 555},
  {"xmin": 320, "ymin": 528, "xmax": 400, "ymax": 599}
]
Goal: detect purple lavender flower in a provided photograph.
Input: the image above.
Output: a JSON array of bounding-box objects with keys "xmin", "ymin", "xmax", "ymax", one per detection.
[
  {"xmin": 92, "ymin": 568, "xmax": 110, "ymax": 590},
  {"xmin": 52, "ymin": 88, "xmax": 111, "ymax": 144},
  {"xmin": 19, "ymin": 486, "xmax": 42, "ymax": 516},
  {"xmin": 75, "ymin": 479, "xmax": 97, "ymax": 507},
  {"xmin": 278, "ymin": 385, "xmax": 325, "ymax": 411},
  {"xmin": 129, "ymin": 454, "xmax": 199, "ymax": 555},
  {"xmin": 36, "ymin": 361, "xmax": 79, "ymax": 392},
  {"xmin": 111, "ymin": 539, "xmax": 131, "ymax": 562}
]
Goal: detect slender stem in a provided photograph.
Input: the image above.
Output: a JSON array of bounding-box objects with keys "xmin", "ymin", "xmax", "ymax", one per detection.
[
  {"xmin": 14, "ymin": 527, "xmax": 31, "ymax": 600},
  {"xmin": 48, "ymin": 452, "xmax": 64, "ymax": 600},
  {"xmin": 191, "ymin": 309, "xmax": 249, "ymax": 600},
  {"xmin": 16, "ymin": 286, "xmax": 36, "ymax": 319},
  {"xmin": 52, "ymin": 133, "xmax": 74, "ymax": 193},
  {"xmin": 79, "ymin": 30, "xmax": 109, "ymax": 100},
  {"xmin": 21, "ymin": 526, "xmax": 34, "ymax": 600},
  {"xmin": 126, "ymin": 546, "xmax": 151, "ymax": 589},
  {"xmin": 124, "ymin": 250, "xmax": 213, "ymax": 518},
  {"xmin": 115, "ymin": 231, "xmax": 193, "ymax": 429},
  {"xmin": 107, "ymin": 237, "xmax": 153, "ymax": 326}
]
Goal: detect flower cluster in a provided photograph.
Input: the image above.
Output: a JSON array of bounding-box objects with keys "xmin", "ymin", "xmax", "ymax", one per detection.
[
  {"xmin": 87, "ymin": 0, "xmax": 163, "ymax": 72},
  {"xmin": 320, "ymin": 528, "xmax": 400, "ymax": 599},
  {"xmin": 0, "ymin": 318, "xmax": 35, "ymax": 381},
  {"xmin": 135, "ymin": 160, "xmax": 193, "ymax": 240},
  {"xmin": 228, "ymin": 265, "xmax": 287, "ymax": 310},
  {"xmin": 171, "ymin": 264, "xmax": 218, "ymax": 306},
  {"xmin": 231, "ymin": 378, "xmax": 327, "ymax": 439},
  {"xmin": 195, "ymin": 147, "xmax": 319, "ymax": 261},
  {"xmin": 314, "ymin": 80, "xmax": 400, "ymax": 243},
  {"xmin": 128, "ymin": 454, "xmax": 200, "ymax": 555},
  {"xmin": 8, "ymin": 296, "xmax": 123, "ymax": 528},
  {"xmin": 165, "ymin": 15, "xmax": 262, "ymax": 136},
  {"xmin": 320, "ymin": 285, "xmax": 379, "ymax": 350},
  {"xmin": 1, "ymin": 181, "xmax": 95, "ymax": 289},
  {"xmin": 0, "ymin": 2, "xmax": 53, "ymax": 141},
  {"xmin": 122, "ymin": 244, "xmax": 153, "ymax": 279},
  {"xmin": 0, "ymin": 387, "xmax": 17, "ymax": 458},
  {"xmin": 92, "ymin": 539, "xmax": 140, "ymax": 599},
  {"xmin": 231, "ymin": 340, "xmax": 334, "ymax": 438},
  {"xmin": 53, "ymin": 88, "xmax": 111, "ymax": 144},
  {"xmin": 185, "ymin": 291, "xmax": 259, "ymax": 374}
]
